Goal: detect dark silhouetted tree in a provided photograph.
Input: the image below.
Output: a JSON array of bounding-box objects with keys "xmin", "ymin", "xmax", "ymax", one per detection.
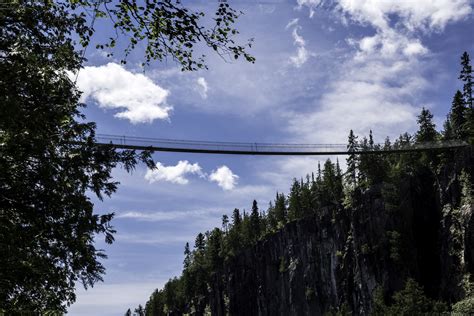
[
  {"xmin": 288, "ymin": 179, "xmax": 302, "ymax": 221},
  {"xmin": 415, "ymin": 107, "xmax": 437, "ymax": 143},
  {"xmin": 1, "ymin": 0, "xmax": 254, "ymax": 311},
  {"xmin": 450, "ymin": 91, "xmax": 467, "ymax": 139},
  {"xmin": 460, "ymin": 52, "xmax": 473, "ymax": 110},
  {"xmin": 346, "ymin": 130, "xmax": 358, "ymax": 188},
  {"xmin": 250, "ymin": 200, "xmax": 261, "ymax": 241}
]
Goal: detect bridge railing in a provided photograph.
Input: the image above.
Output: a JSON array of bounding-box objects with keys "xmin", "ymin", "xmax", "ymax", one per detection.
[{"xmin": 95, "ymin": 134, "xmax": 469, "ymax": 155}]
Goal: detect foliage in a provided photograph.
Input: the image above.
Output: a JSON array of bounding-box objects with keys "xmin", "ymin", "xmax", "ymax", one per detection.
[
  {"xmin": 371, "ymin": 279, "xmax": 447, "ymax": 316},
  {"xmin": 452, "ymin": 295, "xmax": 474, "ymax": 314},
  {"xmin": 460, "ymin": 52, "xmax": 473, "ymax": 109},
  {"xmin": 416, "ymin": 107, "xmax": 438, "ymax": 143},
  {"xmin": 0, "ymin": 32, "xmax": 154, "ymax": 312},
  {"xmin": 0, "ymin": 0, "xmax": 254, "ymax": 312},
  {"xmin": 93, "ymin": 0, "xmax": 255, "ymax": 70}
]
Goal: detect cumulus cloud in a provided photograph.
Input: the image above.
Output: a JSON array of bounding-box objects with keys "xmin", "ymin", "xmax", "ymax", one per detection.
[
  {"xmin": 196, "ymin": 77, "xmax": 209, "ymax": 99},
  {"xmin": 209, "ymin": 166, "xmax": 239, "ymax": 191},
  {"xmin": 144, "ymin": 160, "xmax": 203, "ymax": 185},
  {"xmin": 76, "ymin": 63, "xmax": 172, "ymax": 124},
  {"xmin": 144, "ymin": 161, "xmax": 240, "ymax": 191},
  {"xmin": 336, "ymin": 0, "xmax": 472, "ymax": 32}
]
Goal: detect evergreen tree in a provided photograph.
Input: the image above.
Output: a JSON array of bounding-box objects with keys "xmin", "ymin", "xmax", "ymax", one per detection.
[
  {"xmin": 195, "ymin": 233, "xmax": 206, "ymax": 252},
  {"xmin": 358, "ymin": 136, "xmax": 370, "ymax": 186},
  {"xmin": 317, "ymin": 161, "xmax": 322, "ymax": 183},
  {"xmin": 384, "ymin": 137, "xmax": 391, "ymax": 150},
  {"xmin": 134, "ymin": 304, "xmax": 145, "ymax": 316},
  {"xmin": 443, "ymin": 115, "xmax": 454, "ymax": 140},
  {"xmin": 266, "ymin": 201, "xmax": 278, "ymax": 232},
  {"xmin": 460, "ymin": 52, "xmax": 473, "ymax": 110},
  {"xmin": 183, "ymin": 242, "xmax": 192, "ymax": 269},
  {"xmin": 311, "ymin": 161, "xmax": 324, "ymax": 209},
  {"xmin": 322, "ymin": 159, "xmax": 337, "ymax": 204},
  {"xmin": 415, "ymin": 107, "xmax": 437, "ymax": 143},
  {"xmin": 335, "ymin": 158, "xmax": 344, "ymax": 203},
  {"xmin": 232, "ymin": 208, "xmax": 242, "ymax": 228},
  {"xmin": 125, "ymin": 308, "xmax": 132, "ymax": 316},
  {"xmin": 207, "ymin": 228, "xmax": 224, "ymax": 270},
  {"xmin": 450, "ymin": 91, "xmax": 467, "ymax": 139},
  {"xmin": 300, "ymin": 176, "xmax": 313, "ymax": 216},
  {"xmin": 459, "ymin": 52, "xmax": 474, "ymax": 142},
  {"xmin": 222, "ymin": 214, "xmax": 229, "ymax": 233},
  {"xmin": 346, "ymin": 130, "xmax": 358, "ymax": 188},
  {"xmin": 241, "ymin": 210, "xmax": 252, "ymax": 247},
  {"xmin": 369, "ymin": 130, "xmax": 375, "ymax": 148},
  {"xmin": 288, "ymin": 179, "xmax": 302, "ymax": 220},
  {"xmin": 249, "ymin": 200, "xmax": 261, "ymax": 241},
  {"xmin": 226, "ymin": 208, "xmax": 243, "ymax": 256},
  {"xmin": 274, "ymin": 193, "xmax": 288, "ymax": 226}
]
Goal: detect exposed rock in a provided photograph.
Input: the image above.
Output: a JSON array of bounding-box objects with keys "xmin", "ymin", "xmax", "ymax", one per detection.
[{"xmin": 209, "ymin": 148, "xmax": 474, "ymax": 315}]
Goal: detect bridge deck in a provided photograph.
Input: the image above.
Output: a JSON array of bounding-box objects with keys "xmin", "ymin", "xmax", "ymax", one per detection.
[{"xmin": 95, "ymin": 134, "xmax": 469, "ymax": 156}]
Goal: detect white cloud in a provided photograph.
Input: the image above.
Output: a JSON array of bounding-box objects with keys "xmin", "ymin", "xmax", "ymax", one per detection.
[
  {"xmin": 285, "ymin": 54, "xmax": 425, "ymax": 144},
  {"xmin": 283, "ymin": 0, "xmax": 472, "ymax": 145},
  {"xmin": 118, "ymin": 232, "xmax": 193, "ymax": 245},
  {"xmin": 286, "ymin": 18, "xmax": 299, "ymax": 29},
  {"xmin": 288, "ymin": 22, "xmax": 311, "ymax": 68},
  {"xmin": 336, "ymin": 0, "xmax": 472, "ymax": 32},
  {"xmin": 117, "ymin": 209, "xmax": 222, "ymax": 222},
  {"xmin": 296, "ymin": 0, "xmax": 322, "ymax": 17},
  {"xmin": 196, "ymin": 77, "xmax": 209, "ymax": 99},
  {"xmin": 209, "ymin": 166, "xmax": 239, "ymax": 191},
  {"xmin": 144, "ymin": 160, "xmax": 203, "ymax": 185},
  {"xmin": 75, "ymin": 63, "xmax": 172, "ymax": 124}
]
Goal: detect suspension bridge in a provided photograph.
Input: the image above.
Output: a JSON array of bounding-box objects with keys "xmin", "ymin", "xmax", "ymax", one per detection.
[{"xmin": 95, "ymin": 134, "xmax": 470, "ymax": 156}]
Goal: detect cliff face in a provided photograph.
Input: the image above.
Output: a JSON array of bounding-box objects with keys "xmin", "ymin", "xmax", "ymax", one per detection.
[{"xmin": 210, "ymin": 149, "xmax": 474, "ymax": 315}]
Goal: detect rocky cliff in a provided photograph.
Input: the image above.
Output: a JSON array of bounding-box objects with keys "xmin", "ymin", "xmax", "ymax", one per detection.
[{"xmin": 209, "ymin": 148, "xmax": 474, "ymax": 315}]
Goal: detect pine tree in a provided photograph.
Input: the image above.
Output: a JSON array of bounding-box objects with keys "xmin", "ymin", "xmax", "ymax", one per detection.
[
  {"xmin": 288, "ymin": 179, "xmax": 302, "ymax": 220},
  {"xmin": 194, "ymin": 233, "xmax": 206, "ymax": 252},
  {"xmin": 335, "ymin": 158, "xmax": 344, "ymax": 203},
  {"xmin": 232, "ymin": 208, "xmax": 242, "ymax": 227},
  {"xmin": 249, "ymin": 200, "xmax": 261, "ymax": 241},
  {"xmin": 222, "ymin": 214, "xmax": 229, "ymax": 233},
  {"xmin": 369, "ymin": 130, "xmax": 375, "ymax": 148},
  {"xmin": 134, "ymin": 304, "xmax": 145, "ymax": 316},
  {"xmin": 346, "ymin": 130, "xmax": 358, "ymax": 188},
  {"xmin": 358, "ymin": 136, "xmax": 370, "ymax": 186},
  {"xmin": 460, "ymin": 52, "xmax": 473, "ymax": 110},
  {"xmin": 322, "ymin": 159, "xmax": 337, "ymax": 204},
  {"xmin": 450, "ymin": 91, "xmax": 467, "ymax": 139},
  {"xmin": 207, "ymin": 228, "xmax": 223, "ymax": 270},
  {"xmin": 415, "ymin": 107, "xmax": 437, "ymax": 143},
  {"xmin": 459, "ymin": 52, "xmax": 474, "ymax": 142},
  {"xmin": 443, "ymin": 115, "xmax": 454, "ymax": 140},
  {"xmin": 317, "ymin": 161, "xmax": 322, "ymax": 183},
  {"xmin": 274, "ymin": 192, "xmax": 288, "ymax": 225},
  {"xmin": 183, "ymin": 242, "xmax": 192, "ymax": 269},
  {"xmin": 266, "ymin": 201, "xmax": 278, "ymax": 231},
  {"xmin": 300, "ymin": 176, "xmax": 313, "ymax": 216},
  {"xmin": 125, "ymin": 308, "xmax": 132, "ymax": 316}
]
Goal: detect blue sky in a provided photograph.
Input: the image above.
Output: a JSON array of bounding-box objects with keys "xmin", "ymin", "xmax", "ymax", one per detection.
[{"xmin": 67, "ymin": 0, "xmax": 474, "ymax": 314}]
